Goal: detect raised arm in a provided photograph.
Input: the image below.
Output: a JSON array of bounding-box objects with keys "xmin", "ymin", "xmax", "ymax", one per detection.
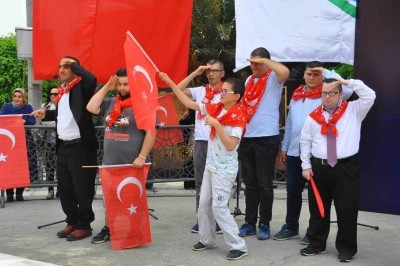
[
  {"xmin": 70, "ymin": 61, "xmax": 97, "ymax": 93},
  {"xmin": 248, "ymin": 58, "xmax": 289, "ymax": 84},
  {"xmin": 87, "ymin": 75, "xmax": 118, "ymax": 115},
  {"xmin": 176, "ymin": 65, "xmax": 210, "ymax": 98},
  {"xmin": 159, "ymin": 72, "xmax": 200, "ymax": 111}
]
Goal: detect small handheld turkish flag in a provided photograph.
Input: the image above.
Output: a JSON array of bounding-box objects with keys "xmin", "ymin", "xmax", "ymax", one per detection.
[
  {"xmin": 0, "ymin": 115, "xmax": 30, "ymax": 190},
  {"xmin": 99, "ymin": 164, "xmax": 151, "ymax": 250},
  {"xmin": 124, "ymin": 31, "xmax": 159, "ymax": 136},
  {"xmin": 310, "ymin": 176, "xmax": 325, "ymax": 218}
]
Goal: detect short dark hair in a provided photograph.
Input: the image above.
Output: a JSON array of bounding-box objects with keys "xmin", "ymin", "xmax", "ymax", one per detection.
[
  {"xmin": 305, "ymin": 61, "xmax": 323, "ymax": 69},
  {"xmin": 250, "ymin": 47, "xmax": 271, "ymax": 59},
  {"xmin": 115, "ymin": 68, "xmax": 127, "ymax": 77},
  {"xmin": 207, "ymin": 59, "xmax": 224, "ymax": 70},
  {"xmin": 225, "ymin": 78, "xmax": 245, "ymax": 102},
  {"xmin": 324, "ymin": 78, "xmax": 342, "ymax": 92},
  {"xmin": 63, "ymin": 56, "xmax": 80, "ymax": 65}
]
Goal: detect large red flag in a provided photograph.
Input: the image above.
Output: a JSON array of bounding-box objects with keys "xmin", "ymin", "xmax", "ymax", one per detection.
[
  {"xmin": 33, "ymin": 0, "xmax": 193, "ymax": 85},
  {"xmin": 99, "ymin": 164, "xmax": 151, "ymax": 250},
  {"xmin": 0, "ymin": 115, "xmax": 30, "ymax": 189},
  {"xmin": 124, "ymin": 31, "xmax": 158, "ymax": 135},
  {"xmin": 153, "ymin": 94, "xmax": 184, "ymax": 149}
]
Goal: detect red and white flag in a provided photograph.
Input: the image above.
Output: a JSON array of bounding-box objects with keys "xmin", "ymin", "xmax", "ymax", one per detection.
[
  {"xmin": 33, "ymin": 0, "xmax": 193, "ymax": 85},
  {"xmin": 0, "ymin": 115, "xmax": 30, "ymax": 189},
  {"xmin": 153, "ymin": 94, "xmax": 184, "ymax": 149},
  {"xmin": 99, "ymin": 164, "xmax": 151, "ymax": 250},
  {"xmin": 124, "ymin": 31, "xmax": 158, "ymax": 136}
]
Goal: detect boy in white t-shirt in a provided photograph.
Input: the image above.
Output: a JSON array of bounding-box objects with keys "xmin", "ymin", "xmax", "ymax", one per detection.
[{"xmin": 160, "ymin": 72, "xmax": 248, "ymax": 260}]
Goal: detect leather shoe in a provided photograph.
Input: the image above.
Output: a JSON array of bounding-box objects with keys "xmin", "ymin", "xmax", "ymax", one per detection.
[
  {"xmin": 57, "ymin": 225, "xmax": 76, "ymax": 238},
  {"xmin": 66, "ymin": 229, "xmax": 93, "ymax": 241}
]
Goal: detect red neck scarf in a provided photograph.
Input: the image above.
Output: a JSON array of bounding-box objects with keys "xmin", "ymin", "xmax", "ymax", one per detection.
[
  {"xmin": 198, "ymin": 83, "xmax": 224, "ymax": 120},
  {"xmin": 205, "ymin": 102, "xmax": 247, "ymax": 140},
  {"xmin": 309, "ymin": 101, "xmax": 349, "ymax": 137},
  {"xmin": 55, "ymin": 77, "xmax": 82, "ymax": 103},
  {"xmin": 107, "ymin": 96, "xmax": 132, "ymax": 127},
  {"xmin": 241, "ymin": 69, "xmax": 272, "ymax": 122},
  {"xmin": 292, "ymin": 84, "xmax": 322, "ymax": 102}
]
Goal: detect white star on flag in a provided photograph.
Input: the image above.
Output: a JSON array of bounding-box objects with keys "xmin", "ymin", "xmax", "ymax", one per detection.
[
  {"xmin": 159, "ymin": 122, "xmax": 165, "ymax": 126},
  {"xmin": 0, "ymin": 153, "xmax": 7, "ymax": 162},
  {"xmin": 231, "ymin": 114, "xmax": 237, "ymax": 118},
  {"xmin": 127, "ymin": 204, "xmax": 138, "ymax": 215},
  {"xmin": 141, "ymin": 91, "xmax": 148, "ymax": 101}
]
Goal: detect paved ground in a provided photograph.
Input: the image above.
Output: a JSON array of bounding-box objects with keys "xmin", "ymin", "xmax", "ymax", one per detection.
[{"xmin": 1, "ymin": 183, "xmax": 399, "ymax": 266}]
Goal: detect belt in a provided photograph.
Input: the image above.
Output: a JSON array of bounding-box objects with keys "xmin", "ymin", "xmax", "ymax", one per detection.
[
  {"xmin": 312, "ymin": 154, "xmax": 358, "ymax": 166},
  {"xmin": 60, "ymin": 138, "xmax": 82, "ymax": 145}
]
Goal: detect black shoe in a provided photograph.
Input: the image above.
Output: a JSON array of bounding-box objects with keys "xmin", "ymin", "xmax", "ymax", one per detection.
[
  {"xmin": 16, "ymin": 195, "xmax": 24, "ymax": 201},
  {"xmin": 91, "ymin": 226, "xmax": 111, "ymax": 244},
  {"xmin": 300, "ymin": 246, "xmax": 326, "ymax": 256},
  {"xmin": 227, "ymin": 250, "xmax": 248, "ymax": 260},
  {"xmin": 216, "ymin": 223, "xmax": 223, "ymax": 234},
  {"xmin": 192, "ymin": 242, "xmax": 208, "ymax": 251},
  {"xmin": 338, "ymin": 253, "xmax": 353, "ymax": 263},
  {"xmin": 7, "ymin": 196, "xmax": 14, "ymax": 202}
]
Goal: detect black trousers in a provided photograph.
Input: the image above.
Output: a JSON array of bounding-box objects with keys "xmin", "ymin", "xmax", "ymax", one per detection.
[
  {"xmin": 307, "ymin": 155, "xmax": 360, "ymax": 256},
  {"xmin": 57, "ymin": 142, "xmax": 97, "ymax": 229},
  {"xmin": 238, "ymin": 135, "xmax": 279, "ymax": 226}
]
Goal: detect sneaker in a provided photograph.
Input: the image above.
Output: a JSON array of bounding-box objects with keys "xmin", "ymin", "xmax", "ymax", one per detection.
[
  {"xmin": 257, "ymin": 224, "xmax": 270, "ymax": 240},
  {"xmin": 192, "ymin": 242, "xmax": 208, "ymax": 251},
  {"xmin": 300, "ymin": 246, "xmax": 326, "ymax": 256},
  {"xmin": 227, "ymin": 250, "xmax": 248, "ymax": 260},
  {"xmin": 300, "ymin": 234, "xmax": 309, "ymax": 245},
  {"xmin": 239, "ymin": 222, "xmax": 256, "ymax": 237},
  {"xmin": 191, "ymin": 223, "xmax": 199, "ymax": 233},
  {"xmin": 338, "ymin": 253, "xmax": 353, "ymax": 263},
  {"xmin": 216, "ymin": 223, "xmax": 223, "ymax": 234},
  {"xmin": 91, "ymin": 226, "xmax": 110, "ymax": 244},
  {"xmin": 273, "ymin": 224, "xmax": 299, "ymax": 240},
  {"xmin": 46, "ymin": 190, "xmax": 55, "ymax": 200}
]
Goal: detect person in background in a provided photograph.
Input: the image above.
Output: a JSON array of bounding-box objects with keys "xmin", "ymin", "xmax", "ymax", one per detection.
[
  {"xmin": 41, "ymin": 87, "xmax": 59, "ymax": 199},
  {"xmin": 0, "ymin": 88, "xmax": 36, "ymax": 202}
]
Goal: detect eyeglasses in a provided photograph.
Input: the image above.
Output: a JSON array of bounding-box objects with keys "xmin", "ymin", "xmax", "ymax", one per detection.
[
  {"xmin": 206, "ymin": 69, "xmax": 223, "ymax": 74},
  {"xmin": 221, "ymin": 89, "xmax": 235, "ymax": 96},
  {"xmin": 50, "ymin": 93, "xmax": 59, "ymax": 96},
  {"xmin": 321, "ymin": 91, "xmax": 340, "ymax": 97}
]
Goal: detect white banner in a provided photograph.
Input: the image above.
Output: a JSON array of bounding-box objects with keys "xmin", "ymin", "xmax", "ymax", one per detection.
[{"xmin": 235, "ymin": 0, "xmax": 356, "ymax": 71}]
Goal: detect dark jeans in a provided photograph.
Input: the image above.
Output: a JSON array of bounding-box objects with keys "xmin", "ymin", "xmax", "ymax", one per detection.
[
  {"xmin": 238, "ymin": 135, "xmax": 279, "ymax": 226},
  {"xmin": 307, "ymin": 155, "xmax": 360, "ymax": 256},
  {"xmin": 57, "ymin": 142, "xmax": 97, "ymax": 229},
  {"xmin": 285, "ymin": 156, "xmax": 307, "ymax": 231}
]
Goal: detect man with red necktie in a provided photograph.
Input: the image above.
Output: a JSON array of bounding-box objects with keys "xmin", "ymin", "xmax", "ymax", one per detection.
[
  {"xmin": 300, "ymin": 78, "xmax": 376, "ymax": 263},
  {"xmin": 176, "ymin": 59, "xmax": 225, "ymax": 234},
  {"xmin": 32, "ymin": 56, "xmax": 98, "ymax": 241},
  {"xmin": 273, "ymin": 62, "xmax": 353, "ymax": 244}
]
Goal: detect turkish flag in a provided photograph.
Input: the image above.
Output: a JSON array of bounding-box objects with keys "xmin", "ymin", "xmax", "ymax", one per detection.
[
  {"xmin": 99, "ymin": 164, "xmax": 151, "ymax": 250},
  {"xmin": 33, "ymin": 0, "xmax": 193, "ymax": 85},
  {"xmin": 0, "ymin": 115, "xmax": 30, "ymax": 189},
  {"xmin": 153, "ymin": 94, "xmax": 184, "ymax": 149},
  {"xmin": 310, "ymin": 176, "xmax": 325, "ymax": 219},
  {"xmin": 124, "ymin": 31, "xmax": 158, "ymax": 136}
]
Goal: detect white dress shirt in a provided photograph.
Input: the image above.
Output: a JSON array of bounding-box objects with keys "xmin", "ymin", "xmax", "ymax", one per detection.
[
  {"xmin": 300, "ymin": 79, "xmax": 376, "ymax": 169},
  {"xmin": 57, "ymin": 91, "xmax": 81, "ymax": 141}
]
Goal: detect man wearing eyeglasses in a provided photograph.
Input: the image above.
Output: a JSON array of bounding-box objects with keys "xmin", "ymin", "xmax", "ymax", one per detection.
[
  {"xmin": 176, "ymin": 59, "xmax": 225, "ymax": 234},
  {"xmin": 31, "ymin": 56, "xmax": 98, "ymax": 241},
  {"xmin": 299, "ymin": 78, "xmax": 376, "ymax": 263},
  {"xmin": 273, "ymin": 62, "xmax": 353, "ymax": 245}
]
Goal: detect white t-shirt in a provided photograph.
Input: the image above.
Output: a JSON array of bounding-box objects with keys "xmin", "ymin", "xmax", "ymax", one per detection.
[
  {"xmin": 189, "ymin": 86, "xmax": 221, "ymax": 141},
  {"xmin": 199, "ymin": 103, "xmax": 244, "ymax": 175}
]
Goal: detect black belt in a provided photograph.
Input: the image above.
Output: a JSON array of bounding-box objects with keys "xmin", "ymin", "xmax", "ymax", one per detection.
[
  {"xmin": 312, "ymin": 154, "xmax": 358, "ymax": 166},
  {"xmin": 60, "ymin": 138, "xmax": 82, "ymax": 145}
]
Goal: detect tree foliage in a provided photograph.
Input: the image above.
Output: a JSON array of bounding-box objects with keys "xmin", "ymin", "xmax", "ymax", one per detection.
[{"xmin": 0, "ymin": 34, "xmax": 28, "ymax": 107}]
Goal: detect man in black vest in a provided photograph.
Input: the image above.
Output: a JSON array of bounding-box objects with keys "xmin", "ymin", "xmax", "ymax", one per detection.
[{"xmin": 32, "ymin": 56, "xmax": 98, "ymax": 241}]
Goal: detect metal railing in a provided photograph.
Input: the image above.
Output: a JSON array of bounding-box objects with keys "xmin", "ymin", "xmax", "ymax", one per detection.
[{"xmin": 23, "ymin": 125, "xmax": 286, "ymax": 187}]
